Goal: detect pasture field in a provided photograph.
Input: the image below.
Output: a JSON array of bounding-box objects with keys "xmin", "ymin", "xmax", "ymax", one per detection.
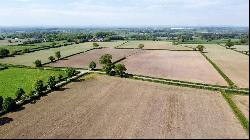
[
  {"xmin": 232, "ymin": 95, "xmax": 249, "ymax": 120},
  {"xmin": 0, "ymin": 39, "xmax": 26, "ymax": 46},
  {"xmin": 233, "ymin": 45, "xmax": 249, "ymax": 52},
  {"xmin": 83, "ymin": 41, "xmax": 126, "ymax": 48},
  {"xmin": 47, "ymin": 48, "xmax": 143, "ymax": 69},
  {"xmin": 118, "ymin": 41, "xmax": 192, "ymax": 50},
  {"xmin": 0, "ymin": 75, "xmax": 247, "ymax": 139},
  {"xmin": 0, "ymin": 45, "xmax": 40, "ymax": 52},
  {"xmin": 121, "ymin": 50, "xmax": 227, "ymax": 86},
  {"xmin": 202, "ymin": 44, "xmax": 249, "ymax": 88},
  {"xmin": 0, "ymin": 41, "xmax": 66, "ymax": 52},
  {"xmin": 0, "ymin": 43, "xmax": 94, "ymax": 66},
  {"xmin": 0, "ymin": 41, "xmax": 126, "ymax": 66},
  {"xmin": 0, "ymin": 67, "xmax": 67, "ymax": 98}
]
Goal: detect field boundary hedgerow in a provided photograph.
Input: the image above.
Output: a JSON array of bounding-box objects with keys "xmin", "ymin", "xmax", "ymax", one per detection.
[
  {"xmin": 42, "ymin": 47, "xmax": 104, "ymax": 65},
  {"xmin": 200, "ymin": 52, "xmax": 237, "ymax": 88},
  {"xmin": 221, "ymin": 92, "xmax": 249, "ymax": 134},
  {"xmin": 114, "ymin": 41, "xmax": 129, "ymax": 48},
  {"xmin": 128, "ymin": 74, "xmax": 249, "ymax": 95}
]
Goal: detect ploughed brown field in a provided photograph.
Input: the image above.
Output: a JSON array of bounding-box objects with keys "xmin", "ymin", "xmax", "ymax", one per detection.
[
  {"xmin": 185, "ymin": 44, "xmax": 249, "ymax": 88},
  {"xmin": 204, "ymin": 44, "xmax": 249, "ymax": 88},
  {"xmin": 0, "ymin": 75, "xmax": 247, "ymax": 139},
  {"xmin": 47, "ymin": 48, "xmax": 142, "ymax": 69},
  {"xmin": 121, "ymin": 50, "xmax": 228, "ymax": 86},
  {"xmin": 232, "ymin": 95, "xmax": 249, "ymax": 120}
]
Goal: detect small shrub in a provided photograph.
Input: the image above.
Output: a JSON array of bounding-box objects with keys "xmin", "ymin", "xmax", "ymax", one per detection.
[
  {"xmin": 48, "ymin": 56, "xmax": 55, "ymax": 62},
  {"xmin": 10, "ymin": 50, "xmax": 18, "ymax": 56},
  {"xmin": 22, "ymin": 48, "xmax": 30, "ymax": 53},
  {"xmin": 34, "ymin": 59, "xmax": 42, "ymax": 67},
  {"xmin": 33, "ymin": 80, "xmax": 44, "ymax": 95},
  {"xmin": 93, "ymin": 43, "xmax": 99, "ymax": 47},
  {"xmin": 89, "ymin": 61, "xmax": 96, "ymax": 70},
  {"xmin": 15, "ymin": 88, "xmax": 25, "ymax": 101},
  {"xmin": 55, "ymin": 51, "xmax": 61, "ymax": 60},
  {"xmin": 2, "ymin": 97, "xmax": 16, "ymax": 112},
  {"xmin": 28, "ymin": 90, "xmax": 36, "ymax": 98},
  {"xmin": 66, "ymin": 68, "xmax": 77, "ymax": 77},
  {"xmin": 114, "ymin": 64, "xmax": 127, "ymax": 77},
  {"xmin": 47, "ymin": 76, "xmax": 57, "ymax": 90},
  {"xmin": 58, "ymin": 74, "xmax": 64, "ymax": 81},
  {"xmin": 138, "ymin": 44, "xmax": 144, "ymax": 49},
  {"xmin": 0, "ymin": 48, "xmax": 10, "ymax": 57}
]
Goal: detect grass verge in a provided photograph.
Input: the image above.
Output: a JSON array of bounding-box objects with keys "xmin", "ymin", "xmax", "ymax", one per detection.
[{"xmin": 221, "ymin": 92, "xmax": 249, "ymax": 134}]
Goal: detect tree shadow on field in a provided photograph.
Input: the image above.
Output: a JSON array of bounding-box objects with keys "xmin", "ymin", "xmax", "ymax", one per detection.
[
  {"xmin": 11, "ymin": 106, "xmax": 25, "ymax": 113},
  {"xmin": 56, "ymin": 87, "xmax": 69, "ymax": 91},
  {"xmin": 72, "ymin": 79, "xmax": 86, "ymax": 82},
  {"xmin": 61, "ymin": 58, "xmax": 69, "ymax": 60},
  {"xmin": 0, "ymin": 117, "xmax": 13, "ymax": 126}
]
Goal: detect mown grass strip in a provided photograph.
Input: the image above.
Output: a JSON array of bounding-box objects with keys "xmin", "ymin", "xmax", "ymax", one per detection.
[
  {"xmin": 201, "ymin": 52, "xmax": 237, "ymax": 88},
  {"xmin": 221, "ymin": 92, "xmax": 249, "ymax": 134}
]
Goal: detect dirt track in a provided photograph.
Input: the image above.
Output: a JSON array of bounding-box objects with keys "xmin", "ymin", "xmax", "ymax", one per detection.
[{"xmin": 0, "ymin": 75, "xmax": 247, "ymax": 139}]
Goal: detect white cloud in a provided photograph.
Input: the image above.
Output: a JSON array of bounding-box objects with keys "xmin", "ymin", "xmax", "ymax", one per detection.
[{"xmin": 0, "ymin": 0, "xmax": 248, "ymax": 26}]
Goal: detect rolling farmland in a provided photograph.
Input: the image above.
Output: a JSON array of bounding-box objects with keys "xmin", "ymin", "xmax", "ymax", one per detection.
[{"xmin": 0, "ymin": 75, "xmax": 247, "ymax": 139}]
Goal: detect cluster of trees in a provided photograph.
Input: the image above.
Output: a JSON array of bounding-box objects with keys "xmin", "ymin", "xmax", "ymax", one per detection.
[
  {"xmin": 225, "ymin": 39, "xmax": 234, "ymax": 49},
  {"xmin": 88, "ymin": 54, "xmax": 127, "ymax": 77},
  {"xmin": 192, "ymin": 45, "xmax": 205, "ymax": 52}
]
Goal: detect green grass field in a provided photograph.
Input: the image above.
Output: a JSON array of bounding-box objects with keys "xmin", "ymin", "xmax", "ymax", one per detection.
[
  {"xmin": 0, "ymin": 41, "xmax": 66, "ymax": 52},
  {"xmin": 0, "ymin": 67, "xmax": 67, "ymax": 98}
]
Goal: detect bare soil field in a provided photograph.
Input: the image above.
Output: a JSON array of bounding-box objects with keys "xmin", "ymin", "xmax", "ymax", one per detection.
[
  {"xmin": 232, "ymin": 95, "xmax": 249, "ymax": 120},
  {"xmin": 202, "ymin": 44, "xmax": 249, "ymax": 88},
  {"xmin": 82, "ymin": 41, "xmax": 126, "ymax": 48},
  {"xmin": 0, "ymin": 75, "xmax": 247, "ymax": 139},
  {"xmin": 47, "ymin": 48, "xmax": 142, "ymax": 69},
  {"xmin": 122, "ymin": 50, "xmax": 227, "ymax": 86},
  {"xmin": 118, "ymin": 41, "xmax": 192, "ymax": 50}
]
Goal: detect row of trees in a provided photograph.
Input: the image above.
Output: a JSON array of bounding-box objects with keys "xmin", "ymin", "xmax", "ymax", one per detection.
[
  {"xmin": 0, "ymin": 67, "xmax": 78, "ymax": 113},
  {"xmin": 34, "ymin": 51, "xmax": 61, "ymax": 67}
]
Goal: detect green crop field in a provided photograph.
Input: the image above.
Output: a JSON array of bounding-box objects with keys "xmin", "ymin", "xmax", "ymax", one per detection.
[{"xmin": 0, "ymin": 67, "xmax": 67, "ymax": 98}]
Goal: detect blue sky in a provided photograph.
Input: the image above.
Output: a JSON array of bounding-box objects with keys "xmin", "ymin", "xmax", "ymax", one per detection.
[{"xmin": 0, "ymin": 0, "xmax": 248, "ymax": 27}]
